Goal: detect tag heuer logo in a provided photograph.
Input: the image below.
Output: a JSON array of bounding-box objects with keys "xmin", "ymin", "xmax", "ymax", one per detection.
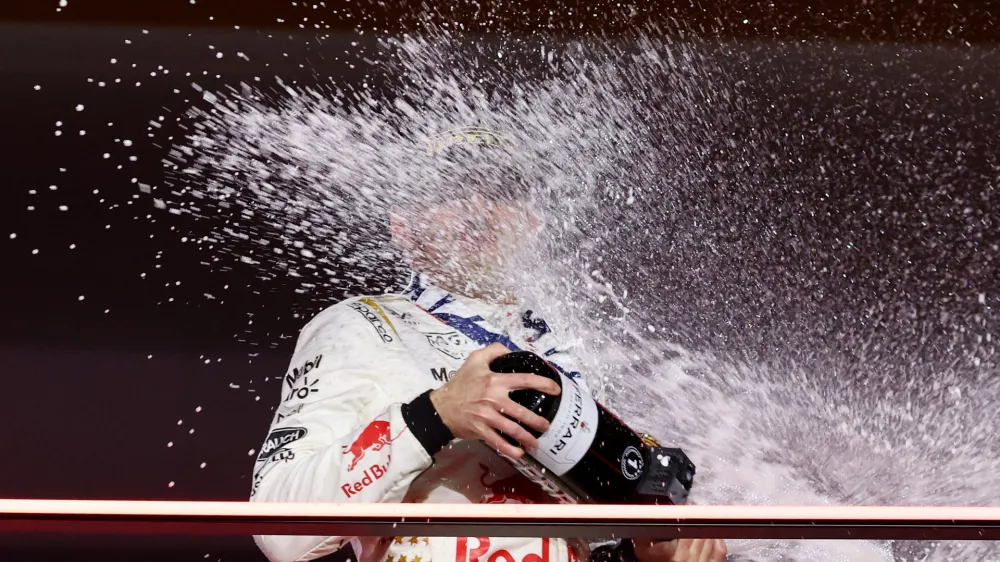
[{"xmin": 425, "ymin": 332, "xmax": 470, "ymax": 360}]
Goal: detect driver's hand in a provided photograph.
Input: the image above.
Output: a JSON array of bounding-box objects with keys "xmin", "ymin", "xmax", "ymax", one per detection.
[
  {"xmin": 430, "ymin": 343, "xmax": 560, "ymax": 459},
  {"xmin": 633, "ymin": 539, "xmax": 728, "ymax": 562}
]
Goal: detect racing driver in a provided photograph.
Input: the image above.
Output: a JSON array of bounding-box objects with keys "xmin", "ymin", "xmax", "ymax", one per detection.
[{"xmin": 250, "ymin": 127, "xmax": 728, "ymax": 562}]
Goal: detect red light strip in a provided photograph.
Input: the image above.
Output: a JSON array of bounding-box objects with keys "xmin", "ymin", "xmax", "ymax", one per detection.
[{"xmin": 2, "ymin": 500, "xmax": 1000, "ymax": 540}]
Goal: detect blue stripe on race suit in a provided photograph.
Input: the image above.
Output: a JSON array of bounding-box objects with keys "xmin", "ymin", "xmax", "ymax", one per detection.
[
  {"xmin": 429, "ymin": 311, "xmax": 581, "ymax": 381},
  {"xmin": 405, "ymin": 273, "xmax": 426, "ymax": 302},
  {"xmin": 402, "ymin": 273, "xmax": 582, "ymax": 380},
  {"xmin": 432, "ymin": 312, "xmax": 516, "ymax": 348},
  {"xmin": 427, "ymin": 294, "xmax": 454, "ymax": 313}
]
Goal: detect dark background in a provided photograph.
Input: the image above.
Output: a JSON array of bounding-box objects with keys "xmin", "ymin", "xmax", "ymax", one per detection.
[{"xmin": 1, "ymin": 0, "xmax": 998, "ymax": 560}]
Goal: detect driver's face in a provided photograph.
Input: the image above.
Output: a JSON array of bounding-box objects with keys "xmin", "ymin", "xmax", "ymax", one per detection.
[{"xmin": 392, "ymin": 194, "xmax": 540, "ymax": 296}]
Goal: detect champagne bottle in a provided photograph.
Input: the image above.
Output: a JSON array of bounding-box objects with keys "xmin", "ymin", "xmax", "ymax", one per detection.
[{"xmin": 489, "ymin": 351, "xmax": 696, "ymax": 505}]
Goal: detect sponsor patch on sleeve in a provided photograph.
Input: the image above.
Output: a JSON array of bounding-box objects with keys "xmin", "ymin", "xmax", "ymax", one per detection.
[{"xmin": 258, "ymin": 427, "xmax": 308, "ymax": 462}]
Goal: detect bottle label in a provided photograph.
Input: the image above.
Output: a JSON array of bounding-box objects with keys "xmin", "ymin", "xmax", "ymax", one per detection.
[{"xmin": 532, "ymin": 371, "xmax": 599, "ymax": 476}]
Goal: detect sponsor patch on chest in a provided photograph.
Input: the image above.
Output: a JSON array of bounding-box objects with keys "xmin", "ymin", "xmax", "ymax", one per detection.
[
  {"xmin": 430, "ymin": 366, "xmax": 458, "ymax": 382},
  {"xmin": 424, "ymin": 331, "xmax": 477, "ymax": 360}
]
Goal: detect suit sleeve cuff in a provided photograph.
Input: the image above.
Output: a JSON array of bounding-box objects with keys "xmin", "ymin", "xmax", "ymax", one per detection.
[{"xmin": 401, "ymin": 390, "xmax": 454, "ymax": 457}]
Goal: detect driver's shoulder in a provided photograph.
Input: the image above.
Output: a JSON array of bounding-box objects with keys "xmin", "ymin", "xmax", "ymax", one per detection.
[{"xmin": 297, "ymin": 294, "xmax": 413, "ymax": 349}]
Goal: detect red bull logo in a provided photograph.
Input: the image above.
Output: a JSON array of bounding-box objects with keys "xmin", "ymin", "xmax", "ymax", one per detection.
[
  {"xmin": 342, "ymin": 420, "xmax": 404, "ymax": 472},
  {"xmin": 341, "ymin": 458, "xmax": 391, "ymax": 498},
  {"xmin": 456, "ymin": 537, "xmax": 576, "ymax": 562}
]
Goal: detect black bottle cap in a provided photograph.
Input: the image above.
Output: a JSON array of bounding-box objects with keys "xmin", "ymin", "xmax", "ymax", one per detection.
[{"xmin": 632, "ymin": 447, "xmax": 696, "ymax": 505}]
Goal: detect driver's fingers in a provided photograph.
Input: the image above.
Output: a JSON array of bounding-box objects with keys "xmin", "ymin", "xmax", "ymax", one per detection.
[
  {"xmin": 674, "ymin": 539, "xmax": 695, "ymax": 560},
  {"xmin": 501, "ymin": 372, "xmax": 561, "ymax": 395},
  {"xmin": 702, "ymin": 539, "xmax": 726, "ymax": 562},
  {"xmin": 484, "ymin": 409, "xmax": 540, "ymax": 451},
  {"xmin": 656, "ymin": 540, "xmax": 679, "ymax": 558},
  {"xmin": 499, "ymin": 399, "xmax": 551, "ymax": 434},
  {"xmin": 481, "ymin": 426, "xmax": 525, "ymax": 459},
  {"xmin": 472, "ymin": 342, "xmax": 512, "ymax": 364},
  {"xmin": 688, "ymin": 539, "xmax": 712, "ymax": 562}
]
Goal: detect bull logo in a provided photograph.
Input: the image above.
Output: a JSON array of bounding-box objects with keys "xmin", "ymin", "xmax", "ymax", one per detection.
[{"xmin": 342, "ymin": 420, "xmax": 405, "ymax": 471}]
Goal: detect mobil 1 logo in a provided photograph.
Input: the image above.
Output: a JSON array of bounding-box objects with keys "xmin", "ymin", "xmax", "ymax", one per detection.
[{"xmin": 284, "ymin": 354, "xmax": 322, "ymax": 402}]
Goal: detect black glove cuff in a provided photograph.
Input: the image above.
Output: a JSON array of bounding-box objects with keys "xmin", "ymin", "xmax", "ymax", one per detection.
[{"xmin": 401, "ymin": 390, "xmax": 454, "ymax": 457}]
